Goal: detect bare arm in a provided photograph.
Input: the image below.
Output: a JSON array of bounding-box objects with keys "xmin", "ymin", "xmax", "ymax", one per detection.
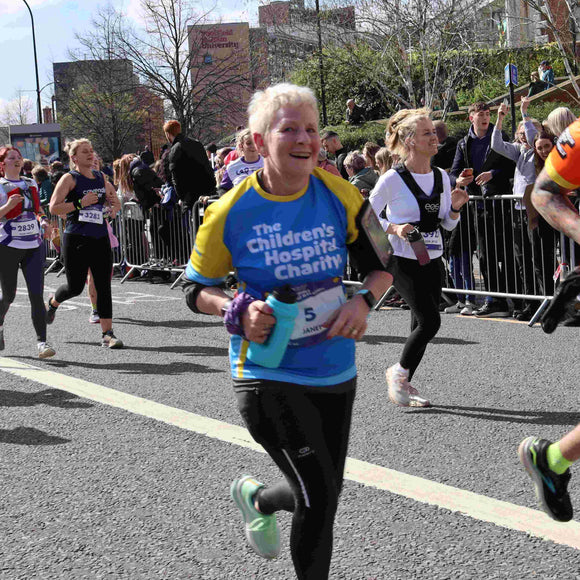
[
  {"xmin": 531, "ymin": 168, "xmax": 580, "ymax": 244},
  {"xmin": 49, "ymin": 174, "xmax": 78, "ymax": 216}
]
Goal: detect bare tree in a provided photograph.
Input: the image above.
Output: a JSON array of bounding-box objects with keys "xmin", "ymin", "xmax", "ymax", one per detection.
[
  {"xmin": 0, "ymin": 91, "xmax": 35, "ymax": 126},
  {"xmin": 57, "ymin": 8, "xmax": 153, "ymax": 160},
  {"xmin": 111, "ymin": 0, "xmax": 258, "ymax": 141},
  {"xmin": 349, "ymin": 0, "xmax": 484, "ymax": 112},
  {"xmin": 522, "ymin": 0, "xmax": 580, "ymax": 98}
]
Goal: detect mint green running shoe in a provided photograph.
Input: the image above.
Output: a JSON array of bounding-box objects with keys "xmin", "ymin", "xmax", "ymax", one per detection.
[{"xmin": 230, "ymin": 475, "xmax": 280, "ymax": 559}]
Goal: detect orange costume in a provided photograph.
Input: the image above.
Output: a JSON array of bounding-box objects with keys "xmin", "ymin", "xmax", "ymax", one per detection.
[{"xmin": 545, "ymin": 119, "xmax": 580, "ymax": 190}]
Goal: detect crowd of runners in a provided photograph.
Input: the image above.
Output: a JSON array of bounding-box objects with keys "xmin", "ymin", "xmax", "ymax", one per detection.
[{"xmin": 1, "ymin": 81, "xmax": 580, "ymax": 578}]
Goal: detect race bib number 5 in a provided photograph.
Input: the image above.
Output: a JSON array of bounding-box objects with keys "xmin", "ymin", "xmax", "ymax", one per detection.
[{"xmin": 288, "ymin": 278, "xmax": 346, "ymax": 348}]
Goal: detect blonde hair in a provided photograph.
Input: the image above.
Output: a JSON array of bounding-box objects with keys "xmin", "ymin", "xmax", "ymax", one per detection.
[
  {"xmin": 248, "ymin": 83, "xmax": 318, "ymax": 136},
  {"xmin": 112, "ymin": 158, "xmax": 122, "ymax": 187},
  {"xmin": 236, "ymin": 128, "xmax": 253, "ymax": 151},
  {"xmin": 546, "ymin": 107, "xmax": 577, "ymax": 137},
  {"xmin": 118, "ymin": 154, "xmax": 137, "ymax": 193},
  {"xmin": 375, "ymin": 147, "xmax": 393, "ymax": 175},
  {"xmin": 386, "ymin": 108, "xmax": 432, "ymax": 160},
  {"xmin": 65, "ymin": 139, "xmax": 92, "ymax": 169}
]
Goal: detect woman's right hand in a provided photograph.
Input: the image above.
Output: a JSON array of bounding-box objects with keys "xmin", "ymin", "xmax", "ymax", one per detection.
[
  {"xmin": 5, "ymin": 194, "xmax": 24, "ymax": 210},
  {"xmin": 81, "ymin": 191, "xmax": 99, "ymax": 207},
  {"xmin": 394, "ymin": 223, "xmax": 415, "ymax": 240},
  {"xmin": 241, "ymin": 300, "xmax": 276, "ymax": 343}
]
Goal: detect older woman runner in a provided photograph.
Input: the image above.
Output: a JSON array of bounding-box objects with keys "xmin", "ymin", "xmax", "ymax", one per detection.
[
  {"xmin": 183, "ymin": 83, "xmax": 392, "ymax": 579},
  {"xmin": 0, "ymin": 146, "xmax": 55, "ymax": 358},
  {"xmin": 370, "ymin": 109, "xmax": 468, "ymax": 407},
  {"xmin": 47, "ymin": 139, "xmax": 123, "ymax": 348}
]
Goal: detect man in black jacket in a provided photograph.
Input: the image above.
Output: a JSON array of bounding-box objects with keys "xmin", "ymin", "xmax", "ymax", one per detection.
[
  {"xmin": 163, "ymin": 120, "xmax": 216, "ymax": 210},
  {"xmin": 320, "ymin": 131, "xmax": 349, "ymax": 180},
  {"xmin": 450, "ymin": 101, "xmax": 516, "ymax": 318}
]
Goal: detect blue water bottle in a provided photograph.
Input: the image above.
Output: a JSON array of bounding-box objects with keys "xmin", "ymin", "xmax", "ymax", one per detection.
[{"xmin": 246, "ymin": 285, "xmax": 299, "ymax": 369}]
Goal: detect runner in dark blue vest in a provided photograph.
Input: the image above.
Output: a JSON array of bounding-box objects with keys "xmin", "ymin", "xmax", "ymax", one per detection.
[{"xmin": 47, "ymin": 139, "xmax": 123, "ymax": 349}]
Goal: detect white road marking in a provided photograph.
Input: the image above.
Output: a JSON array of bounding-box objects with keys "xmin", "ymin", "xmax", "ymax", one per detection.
[{"xmin": 1, "ymin": 356, "xmax": 579, "ymax": 550}]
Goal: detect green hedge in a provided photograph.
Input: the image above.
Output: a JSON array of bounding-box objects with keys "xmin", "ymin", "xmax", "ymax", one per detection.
[{"xmin": 320, "ymin": 121, "xmax": 387, "ymax": 150}]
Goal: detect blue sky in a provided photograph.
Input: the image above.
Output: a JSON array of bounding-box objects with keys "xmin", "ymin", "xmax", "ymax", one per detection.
[{"xmin": 0, "ymin": 0, "xmax": 257, "ymax": 117}]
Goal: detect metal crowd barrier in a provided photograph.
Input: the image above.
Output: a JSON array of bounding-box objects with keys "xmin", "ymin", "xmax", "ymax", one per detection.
[
  {"xmin": 117, "ymin": 201, "xmax": 195, "ymax": 285},
  {"xmin": 42, "ymin": 195, "xmax": 579, "ymax": 323},
  {"xmin": 440, "ymin": 194, "xmax": 578, "ymax": 325}
]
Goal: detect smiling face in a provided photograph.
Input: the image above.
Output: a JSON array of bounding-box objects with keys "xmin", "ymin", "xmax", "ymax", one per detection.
[
  {"xmin": 254, "ymin": 105, "xmax": 320, "ymax": 187},
  {"xmin": 409, "ymin": 118, "xmax": 439, "ymax": 158},
  {"xmin": 535, "ymin": 137, "xmax": 554, "ymax": 161},
  {"xmin": 241, "ymin": 135, "xmax": 258, "ymax": 158},
  {"xmin": 0, "ymin": 149, "xmax": 23, "ymax": 177}
]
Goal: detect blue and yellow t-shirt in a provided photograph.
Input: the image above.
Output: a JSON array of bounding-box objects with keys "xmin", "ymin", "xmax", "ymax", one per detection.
[{"xmin": 185, "ymin": 167, "xmax": 365, "ymax": 386}]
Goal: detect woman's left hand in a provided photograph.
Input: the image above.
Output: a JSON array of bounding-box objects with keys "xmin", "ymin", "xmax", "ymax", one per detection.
[
  {"xmin": 324, "ymin": 296, "xmax": 369, "ymax": 340},
  {"xmin": 450, "ymin": 187, "xmax": 469, "ymax": 210}
]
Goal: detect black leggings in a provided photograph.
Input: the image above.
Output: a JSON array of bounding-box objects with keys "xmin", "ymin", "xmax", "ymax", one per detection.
[
  {"xmin": 0, "ymin": 244, "xmax": 47, "ymax": 342},
  {"xmin": 390, "ymin": 255, "xmax": 442, "ymax": 380},
  {"xmin": 235, "ymin": 379, "xmax": 356, "ymax": 580},
  {"xmin": 55, "ymin": 233, "xmax": 113, "ymax": 319}
]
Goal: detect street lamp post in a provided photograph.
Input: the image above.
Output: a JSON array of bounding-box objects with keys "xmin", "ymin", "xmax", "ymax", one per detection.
[{"xmin": 22, "ymin": 0, "xmax": 42, "ymax": 124}]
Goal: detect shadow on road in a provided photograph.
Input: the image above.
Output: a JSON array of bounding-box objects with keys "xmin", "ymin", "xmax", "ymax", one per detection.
[
  {"xmin": 65, "ymin": 342, "xmax": 228, "ymax": 357},
  {"xmin": 406, "ymin": 404, "xmax": 580, "ymax": 426},
  {"xmin": 26, "ymin": 357, "xmax": 225, "ymax": 376},
  {"xmin": 360, "ymin": 335, "xmax": 478, "ymax": 346},
  {"xmin": 0, "ymin": 388, "xmax": 93, "ymax": 409},
  {"xmin": 0, "ymin": 427, "xmax": 70, "ymax": 445},
  {"xmin": 115, "ymin": 317, "xmax": 223, "ymax": 329}
]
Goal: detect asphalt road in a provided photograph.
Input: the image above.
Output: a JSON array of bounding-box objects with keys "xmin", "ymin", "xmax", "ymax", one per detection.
[{"xmin": 1, "ymin": 271, "xmax": 579, "ymax": 580}]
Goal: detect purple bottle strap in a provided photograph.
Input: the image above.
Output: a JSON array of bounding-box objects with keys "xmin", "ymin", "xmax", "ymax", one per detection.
[{"xmin": 223, "ymin": 292, "xmax": 257, "ymax": 338}]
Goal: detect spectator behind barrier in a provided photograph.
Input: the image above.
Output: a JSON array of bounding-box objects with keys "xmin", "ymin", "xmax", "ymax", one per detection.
[
  {"xmin": 450, "ymin": 101, "xmax": 516, "ymax": 318},
  {"xmin": 320, "ymin": 130, "xmax": 350, "ymax": 179},
  {"xmin": 345, "ymin": 98, "xmax": 366, "ymax": 125},
  {"xmin": 362, "ymin": 142, "xmax": 380, "ymax": 172},
  {"xmin": 129, "ymin": 155, "xmax": 163, "ymax": 212},
  {"xmin": 432, "ymin": 120, "xmax": 457, "ymax": 171},
  {"xmin": 32, "ymin": 166, "xmax": 54, "ymax": 206},
  {"xmin": 539, "ymin": 60, "xmax": 555, "ymax": 89},
  {"xmin": 528, "ymin": 71, "xmax": 545, "ymax": 97},
  {"xmin": 140, "ymin": 146, "xmax": 155, "ymax": 167},
  {"xmin": 316, "ymin": 149, "xmax": 341, "ymax": 177},
  {"xmin": 21, "ymin": 158, "xmax": 33, "ymax": 178},
  {"xmin": 163, "ymin": 119, "xmax": 216, "ymax": 209},
  {"xmin": 375, "ymin": 147, "xmax": 393, "ymax": 175},
  {"xmin": 545, "ymin": 107, "xmax": 577, "ymax": 137},
  {"xmin": 344, "ymin": 151, "xmax": 378, "ymax": 196}
]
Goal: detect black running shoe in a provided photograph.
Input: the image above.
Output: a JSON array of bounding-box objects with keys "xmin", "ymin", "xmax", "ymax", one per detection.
[
  {"xmin": 46, "ymin": 297, "xmax": 58, "ymax": 325},
  {"xmin": 518, "ymin": 437, "xmax": 573, "ymax": 522}
]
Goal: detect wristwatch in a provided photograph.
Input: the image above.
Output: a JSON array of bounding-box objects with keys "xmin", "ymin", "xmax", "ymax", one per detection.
[
  {"xmin": 355, "ymin": 289, "xmax": 376, "ymax": 310},
  {"xmin": 220, "ymin": 299, "xmax": 233, "ymax": 318}
]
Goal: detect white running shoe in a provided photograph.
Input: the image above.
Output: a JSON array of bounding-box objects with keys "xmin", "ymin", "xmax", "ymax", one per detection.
[
  {"xmin": 38, "ymin": 342, "xmax": 56, "ymax": 359},
  {"xmin": 444, "ymin": 302, "xmax": 465, "ymax": 314},
  {"xmin": 386, "ymin": 365, "xmax": 430, "ymax": 407},
  {"xmin": 460, "ymin": 302, "xmax": 476, "ymax": 316},
  {"xmin": 89, "ymin": 310, "xmax": 100, "ymax": 324},
  {"xmin": 387, "ymin": 365, "xmax": 411, "ymax": 406}
]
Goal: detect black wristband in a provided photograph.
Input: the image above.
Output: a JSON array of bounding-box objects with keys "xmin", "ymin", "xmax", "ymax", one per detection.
[
  {"xmin": 73, "ymin": 198, "xmax": 83, "ymax": 211},
  {"xmin": 450, "ymin": 205, "xmax": 462, "ymax": 213}
]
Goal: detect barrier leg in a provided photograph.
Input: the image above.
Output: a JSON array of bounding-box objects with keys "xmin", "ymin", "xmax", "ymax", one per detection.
[
  {"xmin": 45, "ymin": 259, "xmax": 62, "ymax": 275},
  {"xmin": 374, "ymin": 285, "xmax": 397, "ymax": 310},
  {"xmin": 170, "ymin": 271, "xmax": 184, "ymax": 290},
  {"xmin": 528, "ymin": 298, "xmax": 550, "ymax": 328},
  {"xmin": 120, "ymin": 266, "xmax": 138, "ymax": 284}
]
